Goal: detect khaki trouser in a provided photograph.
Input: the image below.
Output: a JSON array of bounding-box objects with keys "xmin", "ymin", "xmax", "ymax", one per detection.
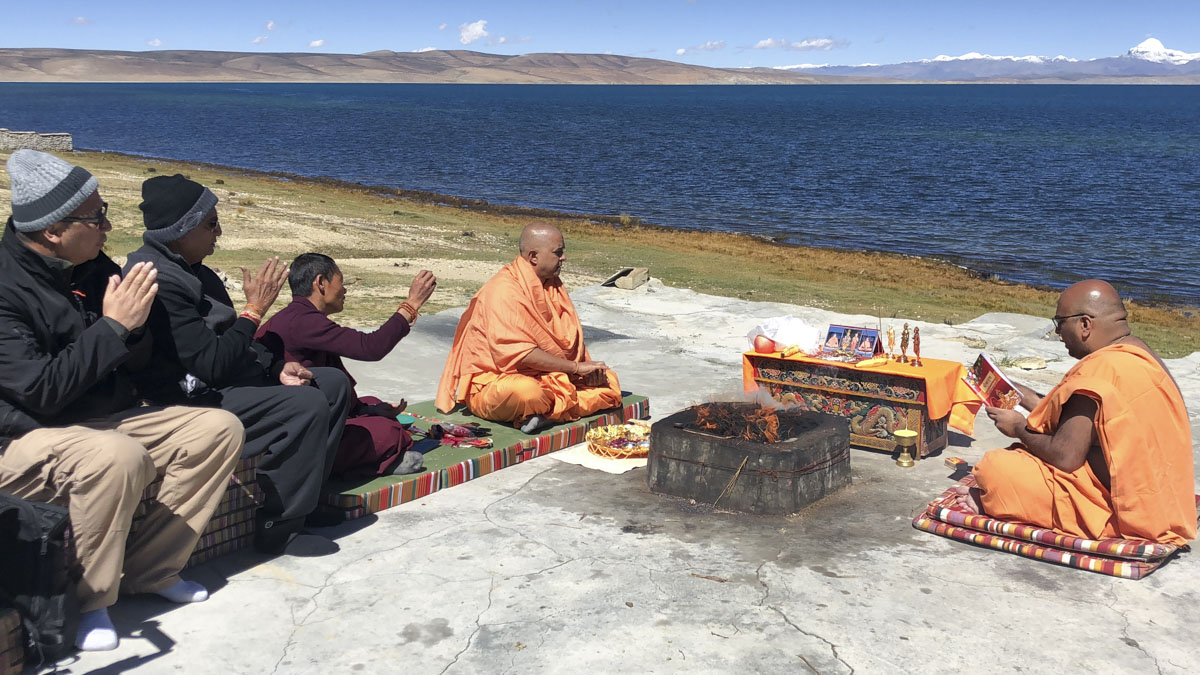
[{"xmin": 0, "ymin": 407, "xmax": 243, "ymax": 612}]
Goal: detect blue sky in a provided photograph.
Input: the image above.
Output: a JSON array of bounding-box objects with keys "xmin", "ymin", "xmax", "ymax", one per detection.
[{"xmin": 7, "ymin": 1, "xmax": 1198, "ymax": 67}]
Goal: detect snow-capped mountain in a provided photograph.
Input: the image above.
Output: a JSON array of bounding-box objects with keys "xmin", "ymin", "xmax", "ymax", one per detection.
[
  {"xmin": 1124, "ymin": 38, "xmax": 1200, "ymax": 65},
  {"xmin": 775, "ymin": 39, "xmax": 1200, "ymax": 81}
]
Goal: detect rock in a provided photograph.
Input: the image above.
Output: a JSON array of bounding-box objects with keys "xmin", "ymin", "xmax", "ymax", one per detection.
[
  {"xmin": 601, "ymin": 267, "xmax": 650, "ymax": 290},
  {"xmin": 960, "ymin": 336, "xmax": 988, "ymax": 349},
  {"xmin": 616, "ymin": 268, "xmax": 649, "ymax": 290},
  {"xmin": 1010, "ymin": 356, "xmax": 1047, "ymax": 370}
]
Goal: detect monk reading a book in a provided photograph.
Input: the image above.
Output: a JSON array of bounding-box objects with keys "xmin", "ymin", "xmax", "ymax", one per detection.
[
  {"xmin": 957, "ymin": 280, "xmax": 1195, "ymax": 545},
  {"xmin": 436, "ymin": 224, "xmax": 622, "ymax": 433}
]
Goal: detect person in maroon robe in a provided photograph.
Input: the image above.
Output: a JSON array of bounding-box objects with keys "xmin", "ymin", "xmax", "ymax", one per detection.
[{"xmin": 256, "ymin": 253, "xmax": 437, "ymax": 478}]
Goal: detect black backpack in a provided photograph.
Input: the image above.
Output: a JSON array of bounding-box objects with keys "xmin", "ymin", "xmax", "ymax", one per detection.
[{"xmin": 0, "ymin": 492, "xmax": 80, "ymax": 669}]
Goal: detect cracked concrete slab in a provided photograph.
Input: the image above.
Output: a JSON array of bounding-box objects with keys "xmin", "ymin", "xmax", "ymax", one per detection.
[{"xmin": 68, "ymin": 280, "xmax": 1199, "ymax": 674}]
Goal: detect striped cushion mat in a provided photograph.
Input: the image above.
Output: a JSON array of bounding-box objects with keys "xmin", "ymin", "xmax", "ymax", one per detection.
[
  {"xmin": 323, "ymin": 394, "xmax": 650, "ymax": 520},
  {"xmin": 912, "ymin": 475, "xmax": 1197, "ymax": 579}
]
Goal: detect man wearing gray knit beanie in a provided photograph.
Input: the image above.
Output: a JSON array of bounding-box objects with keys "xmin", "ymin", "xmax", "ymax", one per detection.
[{"xmin": 0, "ymin": 151, "xmax": 244, "ymax": 656}]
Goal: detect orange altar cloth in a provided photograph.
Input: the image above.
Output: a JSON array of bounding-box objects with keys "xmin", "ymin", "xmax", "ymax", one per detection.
[{"xmin": 742, "ymin": 351, "xmax": 984, "ymax": 458}]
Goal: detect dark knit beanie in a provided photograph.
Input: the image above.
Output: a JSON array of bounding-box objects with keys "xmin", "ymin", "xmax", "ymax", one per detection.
[{"xmin": 139, "ymin": 174, "xmax": 218, "ymax": 243}]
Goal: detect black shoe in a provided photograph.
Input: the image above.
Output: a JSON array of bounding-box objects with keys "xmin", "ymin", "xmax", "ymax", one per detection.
[
  {"xmin": 253, "ymin": 513, "xmax": 304, "ymax": 555},
  {"xmin": 303, "ymin": 507, "xmax": 345, "ymax": 528}
]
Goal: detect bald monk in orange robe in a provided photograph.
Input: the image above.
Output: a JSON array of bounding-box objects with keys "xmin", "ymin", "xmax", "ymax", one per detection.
[
  {"xmin": 436, "ymin": 224, "xmax": 622, "ymax": 433},
  {"xmin": 957, "ymin": 280, "xmax": 1195, "ymax": 545}
]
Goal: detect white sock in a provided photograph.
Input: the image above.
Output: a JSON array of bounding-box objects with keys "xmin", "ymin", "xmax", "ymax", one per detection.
[
  {"xmin": 154, "ymin": 579, "xmax": 209, "ymax": 603},
  {"xmin": 76, "ymin": 608, "xmax": 118, "ymax": 651}
]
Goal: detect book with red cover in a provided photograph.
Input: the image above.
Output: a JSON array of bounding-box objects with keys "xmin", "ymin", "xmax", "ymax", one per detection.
[{"xmin": 963, "ymin": 353, "xmax": 1022, "ymax": 409}]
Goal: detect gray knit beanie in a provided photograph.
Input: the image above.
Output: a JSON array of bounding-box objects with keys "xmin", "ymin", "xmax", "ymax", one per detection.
[{"xmin": 6, "ymin": 149, "xmax": 99, "ymax": 232}]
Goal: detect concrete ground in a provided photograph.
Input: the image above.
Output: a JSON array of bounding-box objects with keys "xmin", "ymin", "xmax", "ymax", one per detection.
[{"xmin": 69, "ymin": 280, "xmax": 1200, "ymax": 674}]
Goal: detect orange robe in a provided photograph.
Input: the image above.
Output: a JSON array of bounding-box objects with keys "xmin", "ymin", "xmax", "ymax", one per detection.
[
  {"xmin": 436, "ymin": 256, "xmax": 622, "ymax": 425},
  {"xmin": 974, "ymin": 344, "xmax": 1196, "ymax": 545}
]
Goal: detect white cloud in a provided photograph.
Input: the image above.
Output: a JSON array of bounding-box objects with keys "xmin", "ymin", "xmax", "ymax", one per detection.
[
  {"xmin": 676, "ymin": 39, "xmax": 725, "ymax": 56},
  {"xmin": 489, "ymin": 35, "xmax": 531, "ymax": 46},
  {"xmin": 252, "ymin": 36, "xmax": 269, "ymax": 44},
  {"xmin": 266, "ymin": 20, "xmax": 276, "ymax": 31},
  {"xmin": 439, "ymin": 23, "xmax": 447, "ymax": 31},
  {"xmin": 308, "ymin": 39, "xmax": 325, "ymax": 48},
  {"xmin": 413, "ymin": 46, "xmax": 437, "ymax": 52},
  {"xmin": 753, "ymin": 37, "xmax": 847, "ymax": 51},
  {"xmin": 72, "ymin": 16, "xmax": 92, "ymax": 25},
  {"xmin": 459, "ymin": 20, "xmax": 488, "ymax": 45},
  {"xmin": 147, "ymin": 38, "xmax": 163, "ymax": 47}
]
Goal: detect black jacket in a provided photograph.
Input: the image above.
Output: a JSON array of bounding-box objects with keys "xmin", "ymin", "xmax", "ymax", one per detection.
[
  {"xmin": 125, "ymin": 237, "xmax": 279, "ymax": 403},
  {"xmin": 0, "ymin": 219, "xmax": 146, "ymax": 448}
]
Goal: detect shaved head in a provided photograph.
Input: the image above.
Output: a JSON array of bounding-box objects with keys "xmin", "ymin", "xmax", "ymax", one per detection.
[
  {"xmin": 518, "ymin": 223, "xmax": 567, "ymax": 283},
  {"xmin": 1055, "ymin": 279, "xmax": 1134, "ymax": 359},
  {"xmin": 1057, "ymin": 279, "xmax": 1127, "ymax": 323},
  {"xmin": 519, "ymin": 224, "xmax": 562, "ymax": 255}
]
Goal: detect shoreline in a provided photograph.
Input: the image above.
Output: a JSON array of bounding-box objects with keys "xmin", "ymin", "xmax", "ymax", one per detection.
[
  {"xmin": 3, "ymin": 147, "xmax": 1196, "ymax": 358},
  {"xmin": 79, "ymin": 148, "xmax": 1189, "ymax": 309}
]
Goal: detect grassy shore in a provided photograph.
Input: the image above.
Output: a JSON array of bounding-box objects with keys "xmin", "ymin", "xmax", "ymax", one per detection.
[{"xmin": 3, "ymin": 149, "xmax": 1196, "ymax": 358}]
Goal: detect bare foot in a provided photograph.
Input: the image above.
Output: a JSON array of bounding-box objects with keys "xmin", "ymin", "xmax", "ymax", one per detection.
[{"xmin": 953, "ymin": 485, "xmax": 984, "ymax": 514}]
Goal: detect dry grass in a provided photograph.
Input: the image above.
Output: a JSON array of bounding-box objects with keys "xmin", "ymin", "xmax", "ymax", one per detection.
[{"xmin": 2, "ymin": 150, "xmax": 1195, "ymax": 357}]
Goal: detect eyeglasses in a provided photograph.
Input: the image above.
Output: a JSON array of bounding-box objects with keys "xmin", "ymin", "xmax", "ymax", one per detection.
[
  {"xmin": 203, "ymin": 218, "xmax": 220, "ymax": 231},
  {"xmin": 65, "ymin": 201, "xmax": 108, "ymax": 227},
  {"xmin": 1052, "ymin": 313, "xmax": 1092, "ymax": 333}
]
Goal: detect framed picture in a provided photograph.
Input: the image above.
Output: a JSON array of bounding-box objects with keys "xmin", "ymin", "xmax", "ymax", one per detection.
[{"xmin": 820, "ymin": 324, "xmax": 883, "ymax": 360}]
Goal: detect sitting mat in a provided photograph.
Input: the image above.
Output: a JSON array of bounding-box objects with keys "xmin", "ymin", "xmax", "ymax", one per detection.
[
  {"xmin": 0, "ymin": 607, "xmax": 22, "ymax": 673},
  {"xmin": 126, "ymin": 456, "xmax": 261, "ymax": 570},
  {"xmin": 323, "ymin": 394, "xmax": 650, "ymax": 519},
  {"xmin": 924, "ymin": 475, "xmax": 1184, "ymax": 561},
  {"xmin": 912, "ymin": 477, "xmax": 1199, "ymax": 579}
]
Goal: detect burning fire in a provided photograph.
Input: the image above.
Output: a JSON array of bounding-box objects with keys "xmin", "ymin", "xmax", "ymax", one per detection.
[{"xmin": 692, "ymin": 402, "xmax": 780, "ymax": 443}]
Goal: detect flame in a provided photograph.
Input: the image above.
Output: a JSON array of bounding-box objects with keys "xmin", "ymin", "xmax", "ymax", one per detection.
[{"xmin": 692, "ymin": 402, "xmax": 781, "ymax": 443}]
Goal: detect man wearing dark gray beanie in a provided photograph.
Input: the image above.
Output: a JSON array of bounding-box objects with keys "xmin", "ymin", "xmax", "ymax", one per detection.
[
  {"xmin": 0, "ymin": 151, "xmax": 244, "ymax": 654},
  {"xmin": 125, "ymin": 174, "xmax": 351, "ymax": 556}
]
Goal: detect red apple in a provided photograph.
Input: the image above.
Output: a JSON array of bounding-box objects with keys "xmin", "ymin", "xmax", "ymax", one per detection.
[{"xmin": 753, "ymin": 334, "xmax": 777, "ymax": 353}]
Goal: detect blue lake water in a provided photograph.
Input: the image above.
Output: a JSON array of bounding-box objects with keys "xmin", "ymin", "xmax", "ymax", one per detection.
[{"xmin": 2, "ymin": 83, "xmax": 1197, "ymax": 303}]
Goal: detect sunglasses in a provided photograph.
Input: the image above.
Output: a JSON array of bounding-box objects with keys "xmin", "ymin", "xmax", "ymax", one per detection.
[
  {"xmin": 65, "ymin": 201, "xmax": 109, "ymax": 227},
  {"xmin": 1051, "ymin": 313, "xmax": 1091, "ymax": 332}
]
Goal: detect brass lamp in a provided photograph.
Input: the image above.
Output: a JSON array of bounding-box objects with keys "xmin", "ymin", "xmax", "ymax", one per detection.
[{"xmin": 893, "ymin": 429, "xmax": 918, "ymax": 468}]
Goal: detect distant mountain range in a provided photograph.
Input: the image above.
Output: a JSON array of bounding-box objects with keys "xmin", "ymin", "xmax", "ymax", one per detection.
[
  {"xmin": 778, "ymin": 39, "xmax": 1200, "ymax": 83},
  {"xmin": 0, "ymin": 48, "xmax": 829, "ymax": 84},
  {"xmin": 0, "ymin": 39, "xmax": 1196, "ymax": 84}
]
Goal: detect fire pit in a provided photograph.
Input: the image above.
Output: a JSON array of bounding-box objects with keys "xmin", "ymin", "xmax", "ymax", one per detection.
[{"xmin": 647, "ymin": 403, "xmax": 850, "ymax": 515}]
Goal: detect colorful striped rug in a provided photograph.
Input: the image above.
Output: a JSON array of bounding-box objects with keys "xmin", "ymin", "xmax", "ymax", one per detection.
[
  {"xmin": 130, "ymin": 456, "xmax": 261, "ymax": 569},
  {"xmin": 912, "ymin": 475, "xmax": 1197, "ymax": 579},
  {"xmin": 0, "ymin": 608, "xmax": 22, "ymax": 673},
  {"xmin": 322, "ymin": 394, "xmax": 650, "ymax": 520}
]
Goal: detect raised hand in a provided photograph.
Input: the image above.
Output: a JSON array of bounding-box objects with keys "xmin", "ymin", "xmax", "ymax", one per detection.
[
  {"xmin": 406, "ymin": 270, "xmax": 437, "ymax": 310},
  {"xmin": 279, "ymin": 361, "xmax": 313, "ymax": 387},
  {"xmin": 240, "ymin": 256, "xmax": 289, "ymax": 311},
  {"xmin": 103, "ymin": 261, "xmax": 159, "ymax": 331}
]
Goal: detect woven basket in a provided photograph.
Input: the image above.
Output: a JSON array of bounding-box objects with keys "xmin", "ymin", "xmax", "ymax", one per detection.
[{"xmin": 586, "ymin": 421, "xmax": 651, "ymax": 459}]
